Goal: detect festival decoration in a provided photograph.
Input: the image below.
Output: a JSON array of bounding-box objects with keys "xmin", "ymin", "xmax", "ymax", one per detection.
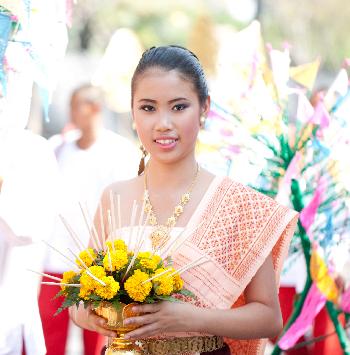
[
  {"xmin": 0, "ymin": 0, "xmax": 69, "ymax": 120},
  {"xmin": 198, "ymin": 20, "xmax": 350, "ymax": 354}
]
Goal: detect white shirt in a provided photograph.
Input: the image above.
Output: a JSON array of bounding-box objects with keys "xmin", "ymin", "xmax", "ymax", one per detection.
[{"xmin": 44, "ymin": 129, "xmax": 140, "ymax": 273}]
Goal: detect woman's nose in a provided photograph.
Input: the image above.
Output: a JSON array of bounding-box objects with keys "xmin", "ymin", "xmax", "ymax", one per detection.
[{"xmin": 155, "ymin": 112, "xmax": 173, "ymax": 131}]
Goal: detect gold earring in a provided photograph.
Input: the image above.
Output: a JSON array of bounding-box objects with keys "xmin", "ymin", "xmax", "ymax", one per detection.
[{"xmin": 200, "ymin": 116, "xmax": 206, "ymax": 127}]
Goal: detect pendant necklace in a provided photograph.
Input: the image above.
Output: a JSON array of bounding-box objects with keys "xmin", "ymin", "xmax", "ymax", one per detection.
[{"xmin": 143, "ymin": 164, "xmax": 200, "ymax": 251}]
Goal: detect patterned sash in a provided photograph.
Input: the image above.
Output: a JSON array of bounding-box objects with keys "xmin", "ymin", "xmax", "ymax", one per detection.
[{"xmin": 171, "ymin": 177, "xmax": 299, "ymax": 354}]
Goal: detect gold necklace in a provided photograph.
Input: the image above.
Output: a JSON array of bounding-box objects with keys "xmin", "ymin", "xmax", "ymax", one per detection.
[{"xmin": 144, "ymin": 164, "xmax": 200, "ymax": 251}]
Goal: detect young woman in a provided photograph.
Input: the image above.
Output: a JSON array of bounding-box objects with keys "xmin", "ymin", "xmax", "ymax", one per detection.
[{"xmin": 70, "ymin": 45, "xmax": 299, "ymax": 355}]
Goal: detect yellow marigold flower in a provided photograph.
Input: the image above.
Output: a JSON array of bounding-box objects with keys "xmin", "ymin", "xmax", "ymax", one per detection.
[
  {"xmin": 152, "ymin": 268, "xmax": 174, "ymax": 296},
  {"xmin": 103, "ymin": 249, "xmax": 128, "ymax": 272},
  {"xmin": 124, "ymin": 270, "xmax": 152, "ymax": 302},
  {"xmin": 79, "ymin": 286, "xmax": 91, "ymax": 300},
  {"xmin": 80, "ymin": 265, "xmax": 106, "ymax": 291},
  {"xmin": 95, "ymin": 276, "xmax": 120, "ymax": 300},
  {"xmin": 172, "ymin": 272, "xmax": 184, "ymax": 292},
  {"xmin": 60, "ymin": 270, "xmax": 77, "ymax": 291},
  {"xmin": 137, "ymin": 251, "xmax": 151, "ymax": 258},
  {"xmin": 138, "ymin": 252, "xmax": 162, "ymax": 271},
  {"xmin": 152, "ymin": 267, "xmax": 168, "ymax": 281},
  {"xmin": 155, "ymin": 279, "xmax": 173, "ymax": 296},
  {"xmin": 106, "ymin": 239, "xmax": 127, "ymax": 252},
  {"xmin": 76, "ymin": 248, "xmax": 96, "ymax": 267},
  {"xmin": 161, "ymin": 266, "xmax": 184, "ymax": 291}
]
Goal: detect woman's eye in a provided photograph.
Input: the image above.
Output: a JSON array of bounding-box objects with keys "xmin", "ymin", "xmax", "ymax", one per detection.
[
  {"xmin": 173, "ymin": 103, "xmax": 188, "ymax": 111},
  {"xmin": 140, "ymin": 105, "xmax": 155, "ymax": 112}
]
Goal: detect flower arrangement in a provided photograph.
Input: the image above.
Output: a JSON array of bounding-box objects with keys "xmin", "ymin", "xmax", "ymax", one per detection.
[
  {"xmin": 30, "ymin": 197, "xmax": 208, "ymax": 354},
  {"xmin": 53, "ymin": 240, "xmax": 192, "ymax": 314},
  {"xmin": 31, "ymin": 198, "xmax": 205, "ymax": 316}
]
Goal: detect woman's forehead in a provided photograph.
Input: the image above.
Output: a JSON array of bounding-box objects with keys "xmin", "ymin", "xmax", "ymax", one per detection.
[{"xmin": 133, "ymin": 68, "xmax": 197, "ymax": 99}]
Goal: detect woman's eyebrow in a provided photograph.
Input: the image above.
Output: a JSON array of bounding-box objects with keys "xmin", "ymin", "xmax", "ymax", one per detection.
[
  {"xmin": 138, "ymin": 98, "xmax": 157, "ymax": 103},
  {"xmin": 168, "ymin": 97, "xmax": 189, "ymax": 103},
  {"xmin": 137, "ymin": 98, "xmax": 189, "ymax": 103}
]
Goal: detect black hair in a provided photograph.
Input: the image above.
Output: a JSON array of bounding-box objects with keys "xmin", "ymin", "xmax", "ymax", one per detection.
[{"xmin": 131, "ymin": 45, "xmax": 209, "ymax": 106}]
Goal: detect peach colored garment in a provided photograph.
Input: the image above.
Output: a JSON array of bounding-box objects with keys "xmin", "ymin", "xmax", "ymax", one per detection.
[
  {"xmin": 169, "ymin": 176, "xmax": 299, "ymax": 354},
  {"xmin": 115, "ymin": 176, "xmax": 298, "ymax": 354}
]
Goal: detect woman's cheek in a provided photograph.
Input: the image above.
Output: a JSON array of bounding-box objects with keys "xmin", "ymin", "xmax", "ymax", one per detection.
[
  {"xmin": 181, "ymin": 116, "xmax": 200, "ymax": 142},
  {"xmin": 135, "ymin": 122, "xmax": 153, "ymax": 150}
]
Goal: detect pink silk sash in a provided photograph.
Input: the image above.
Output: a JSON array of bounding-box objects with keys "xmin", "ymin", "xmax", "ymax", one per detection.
[{"xmin": 171, "ymin": 177, "xmax": 299, "ymax": 354}]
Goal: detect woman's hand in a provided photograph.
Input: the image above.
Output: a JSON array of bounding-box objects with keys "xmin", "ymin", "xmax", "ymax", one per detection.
[
  {"xmin": 123, "ymin": 301, "xmax": 198, "ymax": 339},
  {"xmin": 69, "ymin": 304, "xmax": 117, "ymax": 337}
]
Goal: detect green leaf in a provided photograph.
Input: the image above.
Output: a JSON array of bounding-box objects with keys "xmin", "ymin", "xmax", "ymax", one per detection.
[
  {"xmin": 89, "ymin": 294, "xmax": 102, "ymax": 301},
  {"xmin": 53, "ymin": 290, "xmax": 64, "ymax": 300},
  {"xmin": 144, "ymin": 296, "xmax": 156, "ymax": 304},
  {"xmin": 54, "ymin": 307, "xmax": 63, "ymax": 316},
  {"xmin": 165, "ymin": 256, "xmax": 173, "ymax": 265},
  {"xmin": 155, "ymin": 295, "xmax": 181, "ymax": 302},
  {"xmin": 62, "ymin": 297, "xmax": 76, "ymax": 309},
  {"xmin": 177, "ymin": 289, "xmax": 196, "ymax": 298},
  {"xmin": 111, "ymin": 299, "xmax": 122, "ymax": 311},
  {"xmin": 92, "ymin": 300, "xmax": 101, "ymax": 309}
]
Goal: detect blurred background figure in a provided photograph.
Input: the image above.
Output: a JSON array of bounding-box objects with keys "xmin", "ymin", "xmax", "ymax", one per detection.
[
  {"xmin": 38, "ymin": 84, "xmax": 139, "ymax": 355},
  {"xmin": 0, "ymin": 2, "xmax": 65, "ymax": 353},
  {"xmin": 0, "ymin": 131, "xmax": 58, "ymax": 355}
]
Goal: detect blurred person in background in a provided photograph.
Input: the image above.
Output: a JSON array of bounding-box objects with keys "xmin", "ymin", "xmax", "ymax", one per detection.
[
  {"xmin": 38, "ymin": 84, "xmax": 140, "ymax": 355},
  {"xmin": 0, "ymin": 130, "xmax": 58, "ymax": 355}
]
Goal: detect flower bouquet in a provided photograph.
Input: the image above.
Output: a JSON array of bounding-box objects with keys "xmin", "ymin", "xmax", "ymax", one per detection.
[
  {"xmin": 32, "ymin": 199, "xmax": 206, "ymax": 355},
  {"xmin": 57, "ymin": 240, "xmax": 192, "ymax": 354}
]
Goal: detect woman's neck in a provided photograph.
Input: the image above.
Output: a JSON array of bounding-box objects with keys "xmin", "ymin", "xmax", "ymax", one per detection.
[{"xmin": 145, "ymin": 156, "xmax": 198, "ymax": 193}]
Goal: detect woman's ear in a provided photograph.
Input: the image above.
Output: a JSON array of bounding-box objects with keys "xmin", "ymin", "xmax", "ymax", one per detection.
[{"xmin": 202, "ymin": 95, "xmax": 211, "ymax": 117}]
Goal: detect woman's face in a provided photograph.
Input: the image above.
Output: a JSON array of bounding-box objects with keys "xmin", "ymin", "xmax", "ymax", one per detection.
[{"xmin": 132, "ymin": 68, "xmax": 209, "ymax": 165}]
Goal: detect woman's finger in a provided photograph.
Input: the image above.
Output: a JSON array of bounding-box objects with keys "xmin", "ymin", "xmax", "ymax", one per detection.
[
  {"xmin": 88, "ymin": 312, "xmax": 117, "ymax": 337},
  {"xmin": 125, "ymin": 323, "xmax": 159, "ymax": 339},
  {"xmin": 93, "ymin": 324, "xmax": 117, "ymax": 337},
  {"xmin": 132, "ymin": 302, "xmax": 162, "ymax": 314},
  {"xmin": 124, "ymin": 313, "xmax": 156, "ymax": 326}
]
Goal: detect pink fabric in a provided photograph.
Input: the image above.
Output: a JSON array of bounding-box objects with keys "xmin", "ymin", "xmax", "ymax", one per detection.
[
  {"xmin": 341, "ymin": 286, "xmax": 350, "ymax": 313},
  {"xmin": 65, "ymin": 0, "xmax": 74, "ymax": 27},
  {"xmin": 171, "ymin": 177, "xmax": 298, "ymax": 354},
  {"xmin": 299, "ymin": 184, "xmax": 324, "ymax": 236},
  {"xmin": 276, "ymin": 152, "xmax": 302, "ymax": 205},
  {"xmin": 278, "ymin": 283, "xmax": 327, "ymax": 350},
  {"xmin": 284, "ymin": 152, "xmax": 302, "ymax": 184},
  {"xmin": 310, "ymin": 101, "xmax": 330, "ymax": 129}
]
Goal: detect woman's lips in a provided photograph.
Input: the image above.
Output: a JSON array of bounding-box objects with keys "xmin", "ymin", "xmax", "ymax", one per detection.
[{"xmin": 154, "ymin": 138, "xmax": 178, "ymax": 150}]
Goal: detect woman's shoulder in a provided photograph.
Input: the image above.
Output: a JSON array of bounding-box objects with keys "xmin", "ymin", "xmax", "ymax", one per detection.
[
  {"xmin": 214, "ymin": 175, "xmax": 279, "ymax": 207},
  {"xmin": 101, "ymin": 175, "xmax": 143, "ymax": 205}
]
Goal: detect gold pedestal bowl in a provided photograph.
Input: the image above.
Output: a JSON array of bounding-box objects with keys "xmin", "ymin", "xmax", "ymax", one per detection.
[{"xmin": 93, "ymin": 302, "xmax": 143, "ymax": 355}]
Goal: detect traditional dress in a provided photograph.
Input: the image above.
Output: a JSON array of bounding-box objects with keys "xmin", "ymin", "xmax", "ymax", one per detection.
[{"xmin": 116, "ymin": 176, "xmax": 299, "ymax": 355}]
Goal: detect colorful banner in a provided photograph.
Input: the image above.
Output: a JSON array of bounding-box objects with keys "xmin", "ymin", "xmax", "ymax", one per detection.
[{"xmin": 0, "ymin": 12, "xmax": 12, "ymax": 94}]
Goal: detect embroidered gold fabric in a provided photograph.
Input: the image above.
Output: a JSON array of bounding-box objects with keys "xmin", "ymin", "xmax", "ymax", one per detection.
[{"xmin": 140, "ymin": 335, "xmax": 224, "ymax": 354}]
